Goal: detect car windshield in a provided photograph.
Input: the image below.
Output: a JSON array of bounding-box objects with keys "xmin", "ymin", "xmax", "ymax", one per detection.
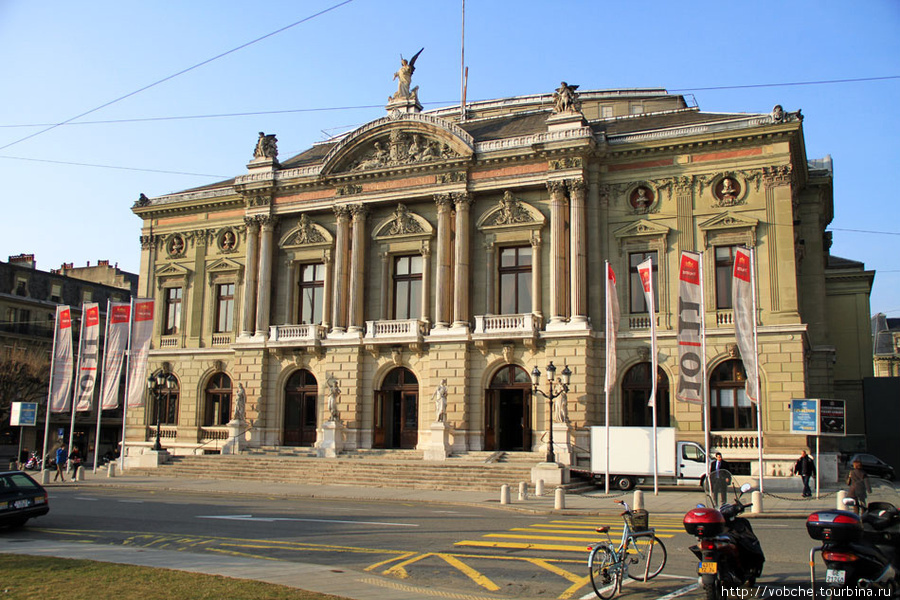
[{"xmin": 1, "ymin": 473, "xmax": 42, "ymax": 492}]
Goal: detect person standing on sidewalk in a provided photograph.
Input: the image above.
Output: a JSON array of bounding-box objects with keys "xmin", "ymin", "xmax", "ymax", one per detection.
[
  {"xmin": 69, "ymin": 447, "xmax": 83, "ymax": 480},
  {"xmin": 847, "ymin": 459, "xmax": 871, "ymax": 515},
  {"xmin": 53, "ymin": 445, "xmax": 68, "ymax": 482},
  {"xmin": 793, "ymin": 450, "xmax": 816, "ymax": 497}
]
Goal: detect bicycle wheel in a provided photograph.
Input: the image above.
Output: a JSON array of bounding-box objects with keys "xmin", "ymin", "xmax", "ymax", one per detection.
[
  {"xmin": 626, "ymin": 535, "xmax": 667, "ymax": 581},
  {"xmin": 589, "ymin": 543, "xmax": 620, "ymax": 599}
]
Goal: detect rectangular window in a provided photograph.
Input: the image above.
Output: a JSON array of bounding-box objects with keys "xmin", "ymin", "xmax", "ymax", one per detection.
[
  {"xmin": 499, "ymin": 246, "xmax": 532, "ymax": 314},
  {"xmin": 601, "ymin": 105, "xmax": 614, "ymax": 118},
  {"xmin": 297, "ymin": 263, "xmax": 324, "ymax": 324},
  {"xmin": 214, "ymin": 283, "xmax": 235, "ymax": 333},
  {"xmin": 629, "ymin": 251, "xmax": 658, "ymax": 314},
  {"xmin": 14, "ymin": 278, "xmax": 27, "ymax": 297},
  {"xmin": 630, "ymin": 103, "xmax": 644, "ymax": 115},
  {"xmin": 50, "ymin": 283, "xmax": 62, "ymax": 303},
  {"xmin": 392, "ymin": 255, "xmax": 423, "ymax": 320},
  {"xmin": 163, "ymin": 287, "xmax": 182, "ymax": 335},
  {"xmin": 715, "ymin": 246, "xmax": 738, "ymax": 309}
]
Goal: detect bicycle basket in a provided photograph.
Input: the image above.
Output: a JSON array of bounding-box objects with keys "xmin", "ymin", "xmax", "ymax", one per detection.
[{"xmin": 628, "ymin": 509, "xmax": 649, "ymax": 532}]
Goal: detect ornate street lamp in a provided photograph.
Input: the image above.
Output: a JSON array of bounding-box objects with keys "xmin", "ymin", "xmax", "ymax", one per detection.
[
  {"xmin": 147, "ymin": 371, "xmax": 176, "ymax": 452},
  {"xmin": 531, "ymin": 361, "xmax": 572, "ymax": 464}
]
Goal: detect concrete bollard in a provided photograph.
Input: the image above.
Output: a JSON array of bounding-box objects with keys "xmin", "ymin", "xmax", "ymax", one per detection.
[
  {"xmin": 500, "ymin": 484, "xmax": 510, "ymax": 505},
  {"xmin": 555, "ymin": 487, "xmax": 566, "ymax": 510},
  {"xmin": 518, "ymin": 481, "xmax": 528, "ymax": 501},
  {"xmin": 633, "ymin": 490, "xmax": 644, "ymax": 510},
  {"xmin": 535, "ymin": 479, "xmax": 545, "ymax": 497},
  {"xmin": 751, "ymin": 490, "xmax": 763, "ymax": 514},
  {"xmin": 40, "ymin": 470, "xmax": 50, "ymax": 485},
  {"xmin": 76, "ymin": 468, "xmax": 84, "ymax": 482},
  {"xmin": 836, "ymin": 490, "xmax": 847, "ymax": 510},
  {"xmin": 107, "ymin": 462, "xmax": 117, "ymax": 478}
]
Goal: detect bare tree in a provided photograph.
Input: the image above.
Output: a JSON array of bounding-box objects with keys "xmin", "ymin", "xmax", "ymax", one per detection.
[{"xmin": 0, "ymin": 345, "xmax": 50, "ymax": 437}]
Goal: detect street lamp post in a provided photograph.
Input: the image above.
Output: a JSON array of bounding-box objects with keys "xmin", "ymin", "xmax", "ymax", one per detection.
[
  {"xmin": 147, "ymin": 371, "xmax": 176, "ymax": 452},
  {"xmin": 531, "ymin": 361, "xmax": 571, "ymax": 464}
]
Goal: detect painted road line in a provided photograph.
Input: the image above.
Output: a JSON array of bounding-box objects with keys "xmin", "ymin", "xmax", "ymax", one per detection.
[
  {"xmin": 508, "ymin": 527, "xmax": 676, "ymax": 538},
  {"xmin": 455, "ymin": 540, "xmax": 588, "ymax": 552},
  {"xmin": 437, "ymin": 553, "xmax": 501, "ymax": 592},
  {"xmin": 653, "ymin": 582, "xmax": 700, "ymax": 600},
  {"xmin": 197, "ymin": 514, "xmax": 418, "ymax": 527}
]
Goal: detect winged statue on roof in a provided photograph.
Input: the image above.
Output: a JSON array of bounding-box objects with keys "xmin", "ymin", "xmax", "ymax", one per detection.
[{"xmin": 392, "ymin": 47, "xmax": 424, "ymax": 101}]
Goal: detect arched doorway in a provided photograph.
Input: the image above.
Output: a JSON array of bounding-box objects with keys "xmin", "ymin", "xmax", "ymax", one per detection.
[
  {"xmin": 374, "ymin": 367, "xmax": 418, "ymax": 449},
  {"xmin": 284, "ymin": 369, "xmax": 317, "ymax": 446},
  {"xmin": 621, "ymin": 363, "xmax": 670, "ymax": 427},
  {"xmin": 484, "ymin": 365, "xmax": 532, "ymax": 451}
]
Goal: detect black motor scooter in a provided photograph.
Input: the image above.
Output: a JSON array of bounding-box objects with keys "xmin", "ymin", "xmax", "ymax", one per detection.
[{"xmin": 683, "ymin": 470, "xmax": 765, "ymax": 600}]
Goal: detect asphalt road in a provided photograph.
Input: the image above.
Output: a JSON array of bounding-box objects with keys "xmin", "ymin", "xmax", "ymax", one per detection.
[{"xmin": 17, "ymin": 486, "xmax": 823, "ymax": 599}]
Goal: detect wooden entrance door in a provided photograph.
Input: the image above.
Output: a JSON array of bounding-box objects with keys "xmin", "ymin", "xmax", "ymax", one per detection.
[
  {"xmin": 284, "ymin": 370, "xmax": 317, "ymax": 447},
  {"xmin": 375, "ymin": 368, "xmax": 418, "ymax": 449},
  {"xmin": 484, "ymin": 365, "xmax": 532, "ymax": 451}
]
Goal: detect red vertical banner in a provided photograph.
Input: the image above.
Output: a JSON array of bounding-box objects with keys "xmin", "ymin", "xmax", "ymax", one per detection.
[
  {"xmin": 75, "ymin": 303, "xmax": 101, "ymax": 411},
  {"xmin": 100, "ymin": 302, "xmax": 131, "ymax": 410},
  {"xmin": 732, "ymin": 248, "xmax": 759, "ymax": 403},
  {"xmin": 604, "ymin": 263, "xmax": 620, "ymax": 394},
  {"xmin": 676, "ymin": 252, "xmax": 704, "ymax": 403},
  {"xmin": 126, "ymin": 299, "xmax": 155, "ymax": 408},
  {"xmin": 637, "ymin": 258, "xmax": 657, "ymax": 408},
  {"xmin": 49, "ymin": 306, "xmax": 75, "ymax": 413}
]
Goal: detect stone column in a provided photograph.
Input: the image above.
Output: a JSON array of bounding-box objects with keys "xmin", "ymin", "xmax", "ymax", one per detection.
[
  {"xmin": 452, "ymin": 193, "xmax": 472, "ymax": 330},
  {"xmin": 331, "ymin": 206, "xmax": 351, "ymax": 332},
  {"xmin": 547, "ymin": 180, "xmax": 568, "ymax": 325},
  {"xmin": 240, "ymin": 217, "xmax": 260, "ymax": 337},
  {"xmin": 568, "ymin": 179, "xmax": 588, "ymax": 326},
  {"xmin": 434, "ymin": 194, "xmax": 453, "ymax": 329},
  {"xmin": 255, "ymin": 215, "xmax": 276, "ymax": 336},
  {"xmin": 321, "ymin": 248, "xmax": 333, "ymax": 330},
  {"xmin": 531, "ymin": 231, "xmax": 543, "ymax": 319},
  {"xmin": 348, "ymin": 204, "xmax": 368, "ymax": 333}
]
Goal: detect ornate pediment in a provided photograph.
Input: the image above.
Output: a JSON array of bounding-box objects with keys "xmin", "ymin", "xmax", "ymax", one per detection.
[
  {"xmin": 613, "ymin": 219, "xmax": 671, "ymax": 241},
  {"xmin": 206, "ymin": 258, "xmax": 243, "ymax": 284},
  {"xmin": 699, "ymin": 212, "xmax": 759, "ymax": 233},
  {"xmin": 699, "ymin": 212, "xmax": 759, "ymax": 248},
  {"xmin": 372, "ymin": 204, "xmax": 433, "ymax": 241},
  {"xmin": 476, "ymin": 191, "xmax": 545, "ymax": 231},
  {"xmin": 154, "ymin": 262, "xmax": 191, "ymax": 288},
  {"xmin": 279, "ymin": 214, "xmax": 333, "ymax": 249}
]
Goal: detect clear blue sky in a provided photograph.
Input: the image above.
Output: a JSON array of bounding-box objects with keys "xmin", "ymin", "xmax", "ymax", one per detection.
[{"xmin": 2, "ymin": 1, "xmax": 898, "ymax": 315}]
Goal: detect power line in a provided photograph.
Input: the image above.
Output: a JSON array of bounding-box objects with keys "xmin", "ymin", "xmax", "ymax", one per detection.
[
  {"xmin": 832, "ymin": 228, "xmax": 900, "ymax": 237},
  {"xmin": 0, "ymin": 155, "xmax": 229, "ymax": 178},
  {"xmin": 669, "ymin": 75, "xmax": 900, "ymax": 93},
  {"xmin": 0, "ymin": 0, "xmax": 355, "ymax": 152}
]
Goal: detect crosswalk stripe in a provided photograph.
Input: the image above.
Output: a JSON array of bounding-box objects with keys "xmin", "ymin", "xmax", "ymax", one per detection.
[
  {"xmin": 455, "ymin": 540, "xmax": 590, "ymax": 553},
  {"xmin": 507, "ymin": 528, "xmax": 675, "ymax": 539}
]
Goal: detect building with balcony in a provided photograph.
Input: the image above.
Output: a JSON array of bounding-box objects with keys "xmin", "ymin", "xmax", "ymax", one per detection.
[{"xmin": 127, "ymin": 80, "xmax": 873, "ymax": 474}]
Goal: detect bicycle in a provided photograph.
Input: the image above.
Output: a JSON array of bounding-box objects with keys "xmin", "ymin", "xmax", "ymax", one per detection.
[{"xmin": 587, "ymin": 500, "xmax": 667, "ymax": 598}]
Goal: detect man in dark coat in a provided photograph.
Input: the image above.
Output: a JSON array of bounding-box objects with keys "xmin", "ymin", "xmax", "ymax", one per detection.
[{"xmin": 793, "ymin": 450, "xmax": 816, "ymax": 497}]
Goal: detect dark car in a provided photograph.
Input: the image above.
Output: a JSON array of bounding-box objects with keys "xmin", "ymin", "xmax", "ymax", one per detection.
[
  {"xmin": 848, "ymin": 453, "xmax": 896, "ymax": 481},
  {"xmin": 0, "ymin": 470, "xmax": 49, "ymax": 529}
]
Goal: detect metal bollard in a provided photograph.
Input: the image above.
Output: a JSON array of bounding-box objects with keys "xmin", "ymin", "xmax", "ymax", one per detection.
[
  {"xmin": 535, "ymin": 479, "xmax": 545, "ymax": 497},
  {"xmin": 836, "ymin": 490, "xmax": 847, "ymax": 510},
  {"xmin": 500, "ymin": 484, "xmax": 510, "ymax": 505},
  {"xmin": 555, "ymin": 487, "xmax": 566, "ymax": 510},
  {"xmin": 633, "ymin": 490, "xmax": 644, "ymax": 510},
  {"xmin": 518, "ymin": 481, "xmax": 528, "ymax": 501},
  {"xmin": 107, "ymin": 462, "xmax": 117, "ymax": 478},
  {"xmin": 751, "ymin": 490, "xmax": 763, "ymax": 514}
]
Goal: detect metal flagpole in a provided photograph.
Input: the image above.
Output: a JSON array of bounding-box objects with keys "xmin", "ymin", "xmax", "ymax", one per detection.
[
  {"xmin": 700, "ymin": 252, "xmax": 711, "ymax": 478},
  {"xmin": 650, "ymin": 274, "xmax": 658, "ymax": 496},
  {"xmin": 67, "ymin": 305, "xmax": 86, "ymax": 469},
  {"xmin": 119, "ymin": 298, "xmax": 135, "ymax": 472},
  {"xmin": 604, "ymin": 261, "xmax": 611, "ymax": 495},
  {"xmin": 459, "ymin": 0, "xmax": 466, "ymax": 123},
  {"xmin": 750, "ymin": 248, "xmax": 764, "ymax": 493},
  {"xmin": 93, "ymin": 300, "xmax": 111, "ymax": 473},
  {"xmin": 41, "ymin": 307, "xmax": 62, "ymax": 484}
]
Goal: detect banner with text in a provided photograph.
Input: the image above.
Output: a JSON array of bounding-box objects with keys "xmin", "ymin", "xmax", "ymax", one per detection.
[
  {"xmin": 676, "ymin": 252, "xmax": 704, "ymax": 403},
  {"xmin": 732, "ymin": 247, "xmax": 759, "ymax": 403},
  {"xmin": 99, "ymin": 302, "xmax": 131, "ymax": 410},
  {"xmin": 605, "ymin": 263, "xmax": 620, "ymax": 394},
  {"xmin": 74, "ymin": 303, "xmax": 101, "ymax": 411},
  {"xmin": 49, "ymin": 306, "xmax": 75, "ymax": 413},
  {"xmin": 637, "ymin": 258, "xmax": 658, "ymax": 408},
  {"xmin": 125, "ymin": 299, "xmax": 154, "ymax": 408}
]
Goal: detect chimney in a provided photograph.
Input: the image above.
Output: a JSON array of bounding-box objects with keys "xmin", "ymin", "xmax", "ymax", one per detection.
[{"xmin": 8, "ymin": 254, "xmax": 36, "ymax": 269}]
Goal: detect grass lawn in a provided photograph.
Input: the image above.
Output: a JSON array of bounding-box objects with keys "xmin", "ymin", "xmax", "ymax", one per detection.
[{"xmin": 0, "ymin": 554, "xmax": 349, "ymax": 600}]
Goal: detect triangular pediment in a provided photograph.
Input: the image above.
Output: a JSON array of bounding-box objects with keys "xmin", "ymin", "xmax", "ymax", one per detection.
[
  {"xmin": 320, "ymin": 112, "xmax": 475, "ymax": 176},
  {"xmin": 613, "ymin": 219, "xmax": 671, "ymax": 240},
  {"xmin": 476, "ymin": 192, "xmax": 545, "ymax": 231},
  {"xmin": 154, "ymin": 262, "xmax": 191, "ymax": 279},
  {"xmin": 206, "ymin": 257, "xmax": 243, "ymax": 274},
  {"xmin": 372, "ymin": 204, "xmax": 433, "ymax": 241},
  {"xmin": 699, "ymin": 212, "xmax": 759, "ymax": 232},
  {"xmin": 279, "ymin": 215, "xmax": 333, "ymax": 249}
]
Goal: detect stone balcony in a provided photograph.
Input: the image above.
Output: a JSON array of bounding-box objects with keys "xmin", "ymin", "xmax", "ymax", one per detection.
[{"xmin": 268, "ymin": 324, "xmax": 326, "ymax": 351}]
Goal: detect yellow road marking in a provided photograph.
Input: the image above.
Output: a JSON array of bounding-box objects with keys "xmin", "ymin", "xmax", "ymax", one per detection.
[
  {"xmin": 455, "ymin": 540, "xmax": 588, "ymax": 553},
  {"xmin": 384, "ymin": 552, "xmax": 435, "ymax": 578},
  {"xmin": 523, "ymin": 557, "xmax": 583, "ymax": 583},
  {"xmin": 365, "ymin": 551, "xmax": 419, "ymax": 572},
  {"xmin": 487, "ymin": 533, "xmax": 605, "ymax": 543},
  {"xmin": 437, "ymin": 553, "xmax": 500, "ymax": 592},
  {"xmin": 559, "ymin": 574, "xmax": 593, "ymax": 599}
]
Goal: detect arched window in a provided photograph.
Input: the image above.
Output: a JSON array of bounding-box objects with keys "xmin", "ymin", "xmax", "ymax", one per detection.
[
  {"xmin": 153, "ymin": 375, "xmax": 180, "ymax": 426},
  {"xmin": 710, "ymin": 360, "xmax": 756, "ymax": 430},
  {"xmin": 621, "ymin": 363, "xmax": 670, "ymax": 427},
  {"xmin": 204, "ymin": 373, "xmax": 232, "ymax": 426},
  {"xmin": 284, "ymin": 369, "xmax": 317, "ymax": 447}
]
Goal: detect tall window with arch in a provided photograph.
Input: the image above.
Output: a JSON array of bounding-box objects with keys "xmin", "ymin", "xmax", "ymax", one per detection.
[
  {"xmin": 710, "ymin": 359, "xmax": 756, "ymax": 430},
  {"xmin": 621, "ymin": 362, "xmax": 670, "ymax": 427},
  {"xmin": 204, "ymin": 372, "xmax": 232, "ymax": 426}
]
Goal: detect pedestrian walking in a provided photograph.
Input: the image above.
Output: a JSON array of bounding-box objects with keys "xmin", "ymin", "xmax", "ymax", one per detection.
[
  {"xmin": 69, "ymin": 447, "xmax": 82, "ymax": 480},
  {"xmin": 53, "ymin": 445, "xmax": 68, "ymax": 482},
  {"xmin": 793, "ymin": 450, "xmax": 816, "ymax": 497},
  {"xmin": 847, "ymin": 459, "xmax": 871, "ymax": 515},
  {"xmin": 710, "ymin": 452, "xmax": 731, "ymax": 507}
]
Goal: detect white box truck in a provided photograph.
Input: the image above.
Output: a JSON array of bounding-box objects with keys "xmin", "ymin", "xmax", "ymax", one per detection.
[{"xmin": 589, "ymin": 426, "xmax": 708, "ymax": 490}]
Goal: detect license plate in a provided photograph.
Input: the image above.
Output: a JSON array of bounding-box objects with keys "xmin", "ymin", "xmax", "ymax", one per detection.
[
  {"xmin": 13, "ymin": 499, "xmax": 32, "ymax": 509},
  {"xmin": 699, "ymin": 561, "xmax": 718, "ymax": 574},
  {"xmin": 825, "ymin": 569, "xmax": 846, "ymax": 584}
]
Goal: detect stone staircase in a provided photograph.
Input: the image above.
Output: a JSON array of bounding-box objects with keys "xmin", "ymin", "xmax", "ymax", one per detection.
[{"xmin": 125, "ymin": 449, "xmax": 591, "ymax": 493}]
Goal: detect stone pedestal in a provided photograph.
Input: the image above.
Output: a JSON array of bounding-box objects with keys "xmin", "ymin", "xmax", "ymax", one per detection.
[
  {"xmin": 546, "ymin": 111, "xmax": 587, "ymax": 132},
  {"xmin": 222, "ymin": 419, "xmax": 246, "ymax": 455},
  {"xmin": 316, "ymin": 420, "xmax": 344, "ymax": 458},
  {"xmin": 531, "ymin": 462, "xmax": 570, "ymax": 486},
  {"xmin": 552, "ymin": 422, "xmax": 574, "ymax": 466},
  {"xmin": 124, "ymin": 449, "xmax": 170, "ymax": 470},
  {"xmin": 424, "ymin": 421, "xmax": 451, "ymax": 461}
]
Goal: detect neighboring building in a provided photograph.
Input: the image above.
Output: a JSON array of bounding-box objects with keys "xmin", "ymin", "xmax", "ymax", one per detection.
[
  {"xmin": 52, "ymin": 259, "xmax": 138, "ymax": 292},
  {"xmin": 128, "ymin": 74, "xmax": 873, "ymax": 476},
  {"xmin": 0, "ymin": 254, "xmax": 137, "ymax": 457},
  {"xmin": 872, "ymin": 313, "xmax": 900, "ymax": 377}
]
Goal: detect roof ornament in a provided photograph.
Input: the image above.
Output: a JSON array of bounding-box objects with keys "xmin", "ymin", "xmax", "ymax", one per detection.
[
  {"xmin": 553, "ymin": 81, "xmax": 581, "ymax": 114},
  {"xmin": 771, "ymin": 105, "xmax": 803, "ymax": 123},
  {"xmin": 391, "ymin": 48, "xmax": 424, "ymax": 103},
  {"xmin": 253, "ymin": 132, "xmax": 278, "ymax": 160}
]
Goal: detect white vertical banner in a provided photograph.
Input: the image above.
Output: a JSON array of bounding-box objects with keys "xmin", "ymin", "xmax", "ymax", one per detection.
[
  {"xmin": 604, "ymin": 262, "xmax": 620, "ymax": 495},
  {"xmin": 74, "ymin": 303, "xmax": 101, "ymax": 412},
  {"xmin": 49, "ymin": 306, "xmax": 75, "ymax": 413},
  {"xmin": 676, "ymin": 252, "xmax": 704, "ymax": 404},
  {"xmin": 99, "ymin": 302, "xmax": 131, "ymax": 410},
  {"xmin": 637, "ymin": 257, "xmax": 659, "ymax": 494},
  {"xmin": 732, "ymin": 248, "xmax": 759, "ymax": 403},
  {"xmin": 125, "ymin": 299, "xmax": 155, "ymax": 408}
]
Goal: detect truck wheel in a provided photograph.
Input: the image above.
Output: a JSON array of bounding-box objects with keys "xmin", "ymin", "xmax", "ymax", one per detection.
[{"xmin": 615, "ymin": 476, "xmax": 635, "ymax": 491}]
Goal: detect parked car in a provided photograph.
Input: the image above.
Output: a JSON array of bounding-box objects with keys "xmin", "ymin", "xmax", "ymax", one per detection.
[
  {"xmin": 0, "ymin": 470, "xmax": 49, "ymax": 529},
  {"xmin": 847, "ymin": 453, "xmax": 895, "ymax": 481}
]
